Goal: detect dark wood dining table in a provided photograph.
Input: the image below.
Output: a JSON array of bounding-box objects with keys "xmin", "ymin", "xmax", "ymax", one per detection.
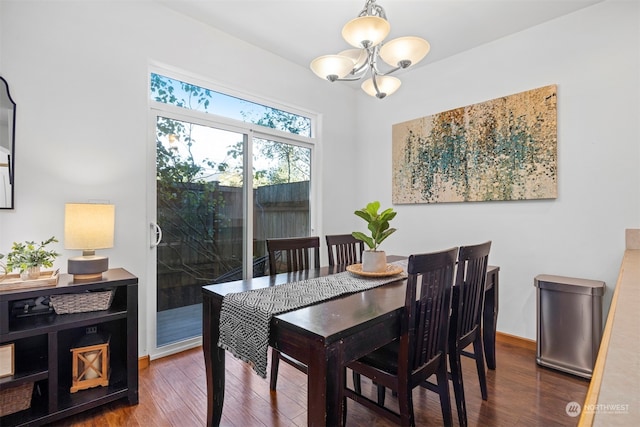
[{"xmin": 202, "ymin": 260, "xmax": 500, "ymax": 426}]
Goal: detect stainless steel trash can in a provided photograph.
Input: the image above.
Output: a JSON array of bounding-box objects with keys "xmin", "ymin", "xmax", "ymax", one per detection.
[{"xmin": 534, "ymin": 274, "xmax": 605, "ymax": 379}]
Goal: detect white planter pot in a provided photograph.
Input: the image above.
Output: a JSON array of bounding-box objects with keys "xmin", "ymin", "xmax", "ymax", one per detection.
[{"xmin": 362, "ymin": 250, "xmax": 387, "ymax": 273}]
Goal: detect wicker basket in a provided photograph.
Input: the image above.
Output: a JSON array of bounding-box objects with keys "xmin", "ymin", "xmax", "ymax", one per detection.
[
  {"xmin": 50, "ymin": 289, "xmax": 115, "ymax": 314},
  {"xmin": 0, "ymin": 382, "xmax": 33, "ymax": 417}
]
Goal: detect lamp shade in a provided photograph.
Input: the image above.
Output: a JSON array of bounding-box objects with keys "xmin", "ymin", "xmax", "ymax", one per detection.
[
  {"xmin": 342, "ymin": 15, "xmax": 390, "ymax": 48},
  {"xmin": 361, "ymin": 75, "xmax": 401, "ymax": 98},
  {"xmin": 64, "ymin": 203, "xmax": 115, "ymax": 250},
  {"xmin": 310, "ymin": 55, "xmax": 355, "ymax": 80},
  {"xmin": 379, "ymin": 36, "xmax": 431, "ymax": 68},
  {"xmin": 339, "ymin": 48, "xmax": 369, "ymax": 69}
]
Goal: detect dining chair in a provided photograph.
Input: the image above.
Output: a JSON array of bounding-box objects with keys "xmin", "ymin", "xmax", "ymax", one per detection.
[
  {"xmin": 325, "ymin": 233, "xmax": 367, "ymax": 398},
  {"xmin": 326, "ymin": 234, "xmax": 365, "ymax": 266},
  {"xmin": 448, "ymin": 241, "xmax": 492, "ymax": 427},
  {"xmin": 343, "ymin": 247, "xmax": 458, "ymax": 427},
  {"xmin": 266, "ymin": 236, "xmax": 320, "ymax": 275},
  {"xmin": 265, "ymin": 236, "xmax": 320, "ymax": 390}
]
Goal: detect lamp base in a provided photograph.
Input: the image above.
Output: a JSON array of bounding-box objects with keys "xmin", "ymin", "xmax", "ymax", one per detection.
[{"xmin": 68, "ymin": 256, "xmax": 109, "ymax": 281}]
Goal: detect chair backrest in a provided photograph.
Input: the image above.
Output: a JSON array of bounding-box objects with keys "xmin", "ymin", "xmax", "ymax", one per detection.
[
  {"xmin": 266, "ymin": 236, "xmax": 320, "ymax": 275},
  {"xmin": 452, "ymin": 241, "xmax": 492, "ymax": 344},
  {"xmin": 400, "ymin": 247, "xmax": 458, "ymax": 376},
  {"xmin": 325, "ymin": 234, "xmax": 365, "ymax": 266}
]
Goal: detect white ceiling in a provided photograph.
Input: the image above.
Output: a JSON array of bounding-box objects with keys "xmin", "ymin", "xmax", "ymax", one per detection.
[{"xmin": 154, "ymin": 0, "xmax": 603, "ymax": 72}]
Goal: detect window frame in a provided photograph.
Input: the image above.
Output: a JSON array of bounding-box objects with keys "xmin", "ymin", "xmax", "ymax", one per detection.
[{"xmin": 147, "ymin": 66, "xmax": 321, "ymax": 358}]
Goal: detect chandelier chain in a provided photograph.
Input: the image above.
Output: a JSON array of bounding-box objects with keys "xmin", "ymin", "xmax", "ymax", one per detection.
[{"xmin": 358, "ymin": 0, "xmax": 387, "ymax": 20}]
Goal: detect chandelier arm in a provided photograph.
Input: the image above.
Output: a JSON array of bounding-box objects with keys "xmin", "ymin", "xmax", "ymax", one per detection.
[
  {"xmin": 372, "ymin": 74, "xmax": 383, "ymax": 97},
  {"xmin": 378, "ymin": 65, "xmax": 402, "ymax": 76},
  {"xmin": 352, "ymin": 62, "xmax": 370, "ymax": 76},
  {"xmin": 367, "ymin": 47, "xmax": 382, "ymax": 76},
  {"xmin": 332, "ymin": 76, "xmax": 365, "ymax": 82},
  {"xmin": 369, "ymin": 45, "xmax": 399, "ymax": 77}
]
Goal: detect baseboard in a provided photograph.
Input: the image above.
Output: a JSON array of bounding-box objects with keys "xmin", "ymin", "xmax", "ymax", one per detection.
[
  {"xmin": 496, "ymin": 331, "xmax": 536, "ymax": 351},
  {"xmin": 139, "ymin": 355, "xmax": 150, "ymax": 370}
]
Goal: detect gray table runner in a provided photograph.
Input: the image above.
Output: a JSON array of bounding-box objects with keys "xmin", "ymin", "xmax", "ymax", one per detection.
[{"xmin": 218, "ymin": 268, "xmax": 407, "ymax": 378}]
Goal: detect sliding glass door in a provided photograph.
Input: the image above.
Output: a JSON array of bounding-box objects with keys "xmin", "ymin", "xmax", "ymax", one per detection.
[
  {"xmin": 251, "ymin": 137, "xmax": 312, "ymax": 268},
  {"xmin": 151, "ymin": 115, "xmax": 314, "ymax": 353},
  {"xmin": 148, "ymin": 71, "xmax": 316, "ymax": 357},
  {"xmin": 155, "ymin": 116, "xmax": 246, "ymax": 347}
]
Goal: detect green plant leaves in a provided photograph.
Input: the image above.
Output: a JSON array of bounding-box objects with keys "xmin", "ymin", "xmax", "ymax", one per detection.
[
  {"xmin": 4, "ymin": 236, "xmax": 59, "ymax": 273},
  {"xmin": 351, "ymin": 232, "xmax": 374, "ymax": 250},
  {"xmin": 365, "ymin": 200, "xmax": 380, "ymax": 216},
  {"xmin": 352, "ymin": 201, "xmax": 397, "ymax": 251}
]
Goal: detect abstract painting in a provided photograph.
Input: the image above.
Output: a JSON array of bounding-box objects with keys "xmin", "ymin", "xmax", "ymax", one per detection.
[{"xmin": 392, "ymin": 85, "xmax": 557, "ymax": 204}]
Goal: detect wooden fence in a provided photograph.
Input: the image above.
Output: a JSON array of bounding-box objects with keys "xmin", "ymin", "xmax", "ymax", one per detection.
[{"xmin": 157, "ymin": 181, "xmax": 309, "ymax": 310}]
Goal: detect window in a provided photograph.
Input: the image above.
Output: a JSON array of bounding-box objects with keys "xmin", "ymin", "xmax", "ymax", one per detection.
[
  {"xmin": 150, "ymin": 71, "xmax": 317, "ymax": 348},
  {"xmin": 150, "ymin": 73, "xmax": 312, "ymax": 137}
]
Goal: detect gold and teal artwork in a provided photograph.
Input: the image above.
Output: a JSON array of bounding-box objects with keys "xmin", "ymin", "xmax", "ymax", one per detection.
[{"xmin": 392, "ymin": 85, "xmax": 558, "ymax": 204}]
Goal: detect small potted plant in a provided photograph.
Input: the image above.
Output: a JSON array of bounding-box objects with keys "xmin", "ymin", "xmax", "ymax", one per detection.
[
  {"xmin": 352, "ymin": 201, "xmax": 397, "ymax": 272},
  {"xmin": 0, "ymin": 236, "xmax": 60, "ymax": 280}
]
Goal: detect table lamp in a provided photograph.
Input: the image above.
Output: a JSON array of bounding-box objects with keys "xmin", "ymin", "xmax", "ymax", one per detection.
[{"xmin": 65, "ymin": 203, "xmax": 115, "ymax": 281}]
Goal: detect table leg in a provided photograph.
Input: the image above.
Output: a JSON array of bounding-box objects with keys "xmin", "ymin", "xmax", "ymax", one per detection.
[
  {"xmin": 307, "ymin": 345, "xmax": 344, "ymax": 427},
  {"xmin": 203, "ymin": 296, "xmax": 225, "ymax": 427},
  {"xmin": 483, "ymin": 268, "xmax": 499, "ymax": 370}
]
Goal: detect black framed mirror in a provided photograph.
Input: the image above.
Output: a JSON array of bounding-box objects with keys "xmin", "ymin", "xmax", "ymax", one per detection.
[{"xmin": 0, "ymin": 76, "xmax": 16, "ymax": 209}]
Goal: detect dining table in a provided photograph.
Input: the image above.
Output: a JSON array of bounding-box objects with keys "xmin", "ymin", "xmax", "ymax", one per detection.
[{"xmin": 202, "ymin": 258, "xmax": 500, "ymax": 427}]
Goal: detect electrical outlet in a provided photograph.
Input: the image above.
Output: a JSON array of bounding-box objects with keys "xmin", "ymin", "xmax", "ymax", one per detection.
[{"xmin": 86, "ymin": 326, "xmax": 97, "ymax": 334}]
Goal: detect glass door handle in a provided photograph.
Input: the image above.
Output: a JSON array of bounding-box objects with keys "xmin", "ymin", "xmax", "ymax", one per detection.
[{"xmin": 150, "ymin": 222, "xmax": 163, "ymax": 248}]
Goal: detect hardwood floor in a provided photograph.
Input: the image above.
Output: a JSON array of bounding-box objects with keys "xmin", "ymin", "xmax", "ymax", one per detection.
[{"xmin": 47, "ymin": 336, "xmax": 588, "ymax": 426}]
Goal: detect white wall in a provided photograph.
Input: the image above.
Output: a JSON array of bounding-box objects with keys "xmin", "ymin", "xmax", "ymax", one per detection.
[
  {"xmin": 354, "ymin": 0, "xmax": 640, "ymax": 339},
  {"xmin": 0, "ymin": 0, "xmax": 637, "ymax": 354},
  {"xmin": 0, "ymin": 0, "xmax": 357, "ymax": 355}
]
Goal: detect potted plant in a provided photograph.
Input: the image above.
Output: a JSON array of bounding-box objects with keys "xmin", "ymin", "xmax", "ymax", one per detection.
[
  {"xmin": 352, "ymin": 201, "xmax": 397, "ymax": 272},
  {"xmin": 0, "ymin": 236, "xmax": 60, "ymax": 280}
]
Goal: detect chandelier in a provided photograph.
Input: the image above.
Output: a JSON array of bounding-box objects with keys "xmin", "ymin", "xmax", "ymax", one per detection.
[{"xmin": 310, "ymin": 0, "xmax": 430, "ymax": 99}]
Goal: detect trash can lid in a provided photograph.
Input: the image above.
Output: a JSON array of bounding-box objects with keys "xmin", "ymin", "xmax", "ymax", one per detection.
[{"xmin": 534, "ymin": 274, "xmax": 606, "ymax": 296}]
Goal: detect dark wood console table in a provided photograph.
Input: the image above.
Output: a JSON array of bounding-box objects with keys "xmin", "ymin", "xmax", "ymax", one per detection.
[{"xmin": 0, "ymin": 268, "xmax": 138, "ymax": 426}]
